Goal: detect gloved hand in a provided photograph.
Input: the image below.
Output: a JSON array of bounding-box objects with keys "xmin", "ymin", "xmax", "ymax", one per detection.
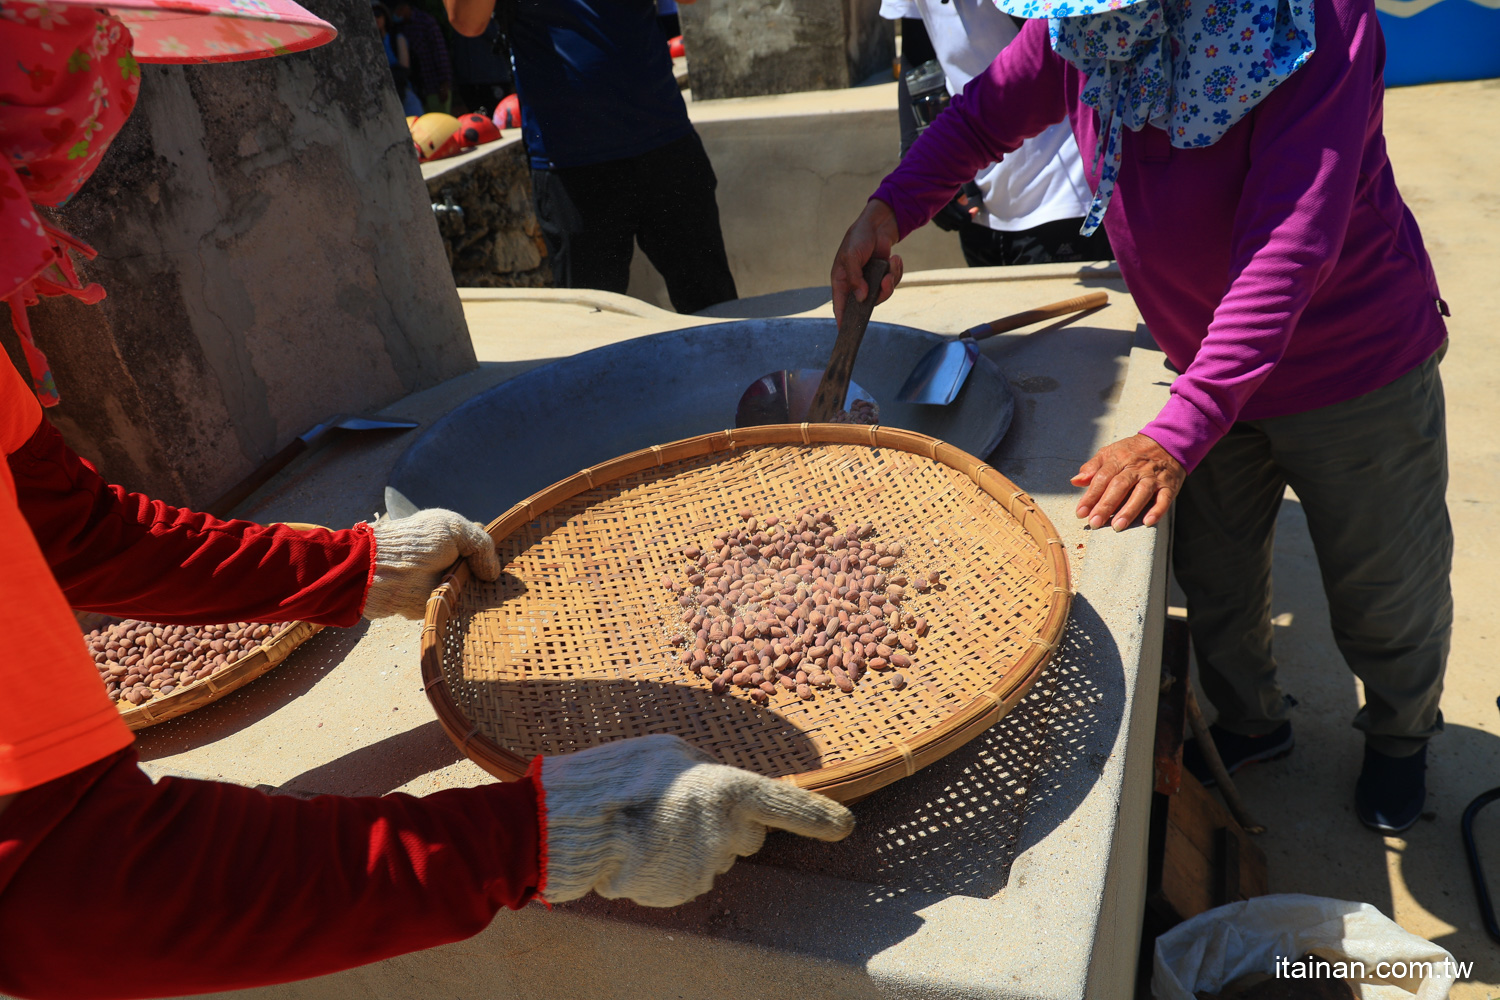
[
  {"xmin": 363, "ymin": 509, "xmax": 502, "ymax": 619},
  {"xmin": 538, "ymin": 734, "xmax": 854, "ymax": 907}
]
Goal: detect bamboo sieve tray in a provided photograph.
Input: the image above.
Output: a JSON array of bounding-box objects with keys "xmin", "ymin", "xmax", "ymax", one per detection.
[
  {"xmin": 420, "ymin": 424, "xmax": 1072, "ymax": 803},
  {"xmin": 76, "ymin": 614, "xmax": 323, "ymax": 732}
]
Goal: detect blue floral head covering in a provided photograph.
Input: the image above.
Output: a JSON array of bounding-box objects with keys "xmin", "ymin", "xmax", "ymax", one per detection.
[{"xmin": 992, "ymin": 0, "xmax": 1316, "ymax": 234}]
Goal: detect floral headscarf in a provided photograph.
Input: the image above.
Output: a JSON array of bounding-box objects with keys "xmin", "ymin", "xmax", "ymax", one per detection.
[
  {"xmin": 1, "ymin": 2, "xmax": 140, "ymax": 404},
  {"xmin": 1006, "ymin": 0, "xmax": 1317, "ymax": 234},
  {"xmin": 0, "ymin": 0, "xmax": 334, "ymax": 405}
]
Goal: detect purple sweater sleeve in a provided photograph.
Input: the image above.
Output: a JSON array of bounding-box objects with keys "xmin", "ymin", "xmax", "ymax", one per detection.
[
  {"xmin": 1138, "ymin": 9, "xmax": 1376, "ymax": 469},
  {"xmin": 871, "ymin": 19, "xmax": 1070, "ymax": 238}
]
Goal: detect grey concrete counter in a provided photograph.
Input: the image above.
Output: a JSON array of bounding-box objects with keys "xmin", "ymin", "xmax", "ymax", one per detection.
[{"xmin": 126, "ymin": 264, "xmax": 1171, "ymax": 1000}]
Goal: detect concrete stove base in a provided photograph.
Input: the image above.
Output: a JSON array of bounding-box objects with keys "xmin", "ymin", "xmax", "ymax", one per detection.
[{"xmin": 71, "ymin": 264, "xmax": 1172, "ymax": 1000}]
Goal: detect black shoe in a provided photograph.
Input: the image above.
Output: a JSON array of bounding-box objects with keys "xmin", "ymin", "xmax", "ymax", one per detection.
[
  {"xmin": 1355, "ymin": 744, "xmax": 1427, "ymax": 834},
  {"xmin": 1183, "ymin": 722, "xmax": 1294, "ymax": 787}
]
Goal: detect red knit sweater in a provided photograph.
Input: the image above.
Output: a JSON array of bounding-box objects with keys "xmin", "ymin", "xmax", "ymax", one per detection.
[{"xmin": 0, "ymin": 414, "xmax": 543, "ymax": 999}]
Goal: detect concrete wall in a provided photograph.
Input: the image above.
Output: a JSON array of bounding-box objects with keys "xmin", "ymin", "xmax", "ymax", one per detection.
[
  {"xmin": 679, "ymin": 0, "xmax": 896, "ymax": 100},
  {"xmin": 628, "ymin": 86, "xmax": 967, "ymax": 310},
  {"xmin": 1, "ymin": 0, "xmax": 474, "ymax": 509}
]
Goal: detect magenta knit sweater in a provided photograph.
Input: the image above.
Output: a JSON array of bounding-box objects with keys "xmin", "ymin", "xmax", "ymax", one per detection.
[{"xmin": 871, "ymin": 0, "xmax": 1448, "ymax": 470}]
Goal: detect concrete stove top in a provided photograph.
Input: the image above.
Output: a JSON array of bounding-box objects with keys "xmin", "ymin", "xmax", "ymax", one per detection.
[{"xmin": 128, "ymin": 263, "xmax": 1172, "ymax": 1000}]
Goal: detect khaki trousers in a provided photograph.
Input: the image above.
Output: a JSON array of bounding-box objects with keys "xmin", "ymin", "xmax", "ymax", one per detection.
[{"xmin": 1172, "ymin": 350, "xmax": 1452, "ymax": 757}]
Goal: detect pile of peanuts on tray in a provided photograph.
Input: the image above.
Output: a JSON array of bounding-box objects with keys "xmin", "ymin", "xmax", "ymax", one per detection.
[
  {"xmin": 663, "ymin": 509, "xmax": 938, "ymax": 704},
  {"xmin": 86, "ymin": 620, "xmax": 293, "ymax": 706}
]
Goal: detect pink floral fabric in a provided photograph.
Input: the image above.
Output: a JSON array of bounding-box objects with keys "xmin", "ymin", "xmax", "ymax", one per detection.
[
  {"xmin": 86, "ymin": 0, "xmax": 336, "ymax": 65},
  {"xmin": 0, "ymin": 0, "xmax": 334, "ymax": 405},
  {"xmin": 0, "ymin": 2, "xmax": 139, "ymax": 404}
]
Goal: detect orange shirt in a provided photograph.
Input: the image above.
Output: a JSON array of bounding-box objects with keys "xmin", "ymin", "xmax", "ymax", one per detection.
[{"xmin": 0, "ymin": 358, "xmax": 132, "ymax": 795}]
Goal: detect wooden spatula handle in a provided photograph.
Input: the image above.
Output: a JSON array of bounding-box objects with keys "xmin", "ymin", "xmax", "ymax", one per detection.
[
  {"xmin": 969, "ymin": 290, "xmax": 1109, "ymax": 340},
  {"xmin": 808, "ymin": 258, "xmax": 890, "ymax": 423}
]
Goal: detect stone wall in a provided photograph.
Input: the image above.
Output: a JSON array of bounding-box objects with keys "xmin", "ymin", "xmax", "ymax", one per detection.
[
  {"xmin": 679, "ymin": 0, "xmax": 895, "ymax": 100},
  {"xmin": 421, "ymin": 137, "xmax": 552, "ymax": 288},
  {"xmin": 1, "ymin": 0, "xmax": 474, "ymax": 510}
]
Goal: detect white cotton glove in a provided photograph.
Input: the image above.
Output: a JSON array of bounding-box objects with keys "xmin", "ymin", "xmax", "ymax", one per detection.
[
  {"xmin": 363, "ymin": 509, "xmax": 502, "ymax": 620},
  {"xmin": 538, "ymin": 734, "xmax": 855, "ymax": 907}
]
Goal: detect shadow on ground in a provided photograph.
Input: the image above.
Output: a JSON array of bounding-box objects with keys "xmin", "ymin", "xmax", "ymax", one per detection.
[
  {"xmin": 752, "ymin": 595, "xmax": 1124, "ymax": 899},
  {"xmin": 274, "ymin": 719, "xmax": 465, "ymax": 797},
  {"xmin": 695, "ymin": 286, "xmax": 834, "ymax": 319},
  {"xmin": 546, "ymin": 593, "xmax": 1124, "ymax": 973},
  {"xmin": 133, "ymin": 620, "xmax": 370, "ymax": 760}
]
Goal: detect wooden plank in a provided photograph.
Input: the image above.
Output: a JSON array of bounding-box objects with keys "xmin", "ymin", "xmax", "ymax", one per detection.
[
  {"xmin": 1173, "ymin": 769, "xmax": 1229, "ymax": 860},
  {"xmin": 1150, "ymin": 772, "xmax": 1271, "ymax": 922},
  {"xmin": 1159, "ymin": 819, "xmax": 1216, "ymax": 919},
  {"xmin": 1239, "ymin": 826, "xmax": 1269, "ymax": 898},
  {"xmin": 1155, "ymin": 618, "xmax": 1190, "ymax": 795}
]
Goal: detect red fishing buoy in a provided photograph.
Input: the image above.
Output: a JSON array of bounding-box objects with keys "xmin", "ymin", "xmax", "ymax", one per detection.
[{"xmin": 493, "ymin": 93, "xmax": 521, "ymax": 130}]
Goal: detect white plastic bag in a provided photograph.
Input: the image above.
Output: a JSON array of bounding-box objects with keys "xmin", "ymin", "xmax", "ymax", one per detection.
[{"xmin": 1153, "ymin": 894, "xmax": 1457, "ymax": 1000}]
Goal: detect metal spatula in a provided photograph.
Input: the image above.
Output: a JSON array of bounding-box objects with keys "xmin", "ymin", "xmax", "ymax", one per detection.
[
  {"xmin": 896, "ymin": 290, "xmax": 1108, "ymax": 406},
  {"xmin": 734, "ymin": 258, "xmax": 890, "ymax": 427}
]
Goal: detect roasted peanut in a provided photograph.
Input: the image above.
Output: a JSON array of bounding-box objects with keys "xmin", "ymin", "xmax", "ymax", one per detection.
[
  {"xmin": 87, "ymin": 619, "xmax": 294, "ymax": 708},
  {"xmin": 664, "ymin": 510, "xmax": 937, "ymax": 705}
]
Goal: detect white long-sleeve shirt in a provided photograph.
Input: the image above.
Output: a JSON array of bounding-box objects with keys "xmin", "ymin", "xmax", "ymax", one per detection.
[{"xmin": 883, "ymin": 0, "xmax": 1092, "ymax": 232}]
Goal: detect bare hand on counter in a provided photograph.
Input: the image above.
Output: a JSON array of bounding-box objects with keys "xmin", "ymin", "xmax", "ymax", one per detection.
[
  {"xmin": 540, "ymin": 735, "xmax": 854, "ymax": 907},
  {"xmin": 831, "ymin": 199, "xmax": 903, "ymax": 326},
  {"xmin": 1071, "ymin": 435, "xmax": 1185, "ymax": 531},
  {"xmin": 363, "ymin": 509, "xmax": 502, "ymax": 619}
]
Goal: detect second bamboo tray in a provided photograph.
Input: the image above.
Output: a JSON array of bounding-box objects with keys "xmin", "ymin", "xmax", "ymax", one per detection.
[
  {"xmin": 421, "ymin": 424, "xmax": 1072, "ymax": 803},
  {"xmin": 80, "ymin": 619, "xmax": 324, "ymax": 731}
]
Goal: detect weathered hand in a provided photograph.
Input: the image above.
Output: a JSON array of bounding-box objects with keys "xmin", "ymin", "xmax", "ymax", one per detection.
[
  {"xmin": 831, "ymin": 199, "xmax": 903, "ymax": 327},
  {"xmin": 1070, "ymin": 434, "xmax": 1185, "ymax": 531}
]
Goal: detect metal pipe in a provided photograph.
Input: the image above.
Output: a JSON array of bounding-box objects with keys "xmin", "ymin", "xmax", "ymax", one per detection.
[{"xmin": 1460, "ymin": 695, "xmax": 1500, "ymax": 945}]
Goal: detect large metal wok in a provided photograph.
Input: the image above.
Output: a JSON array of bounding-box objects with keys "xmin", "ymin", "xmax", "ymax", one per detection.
[{"xmin": 387, "ymin": 317, "xmax": 1013, "ymax": 521}]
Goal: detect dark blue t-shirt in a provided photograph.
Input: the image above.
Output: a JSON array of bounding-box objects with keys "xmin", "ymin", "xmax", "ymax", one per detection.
[{"xmin": 511, "ymin": 0, "xmax": 693, "ymax": 170}]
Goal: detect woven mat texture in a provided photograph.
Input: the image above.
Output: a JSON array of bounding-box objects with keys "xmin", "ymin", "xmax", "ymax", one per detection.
[{"xmin": 437, "ymin": 442, "xmax": 1056, "ymax": 777}]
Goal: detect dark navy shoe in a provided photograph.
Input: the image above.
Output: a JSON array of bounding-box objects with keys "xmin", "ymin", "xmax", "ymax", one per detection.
[
  {"xmin": 1183, "ymin": 722, "xmax": 1294, "ymax": 787},
  {"xmin": 1355, "ymin": 744, "xmax": 1427, "ymax": 834}
]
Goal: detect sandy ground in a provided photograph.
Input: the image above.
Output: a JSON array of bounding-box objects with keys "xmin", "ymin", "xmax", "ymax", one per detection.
[{"xmin": 1182, "ymin": 78, "xmax": 1500, "ymax": 994}]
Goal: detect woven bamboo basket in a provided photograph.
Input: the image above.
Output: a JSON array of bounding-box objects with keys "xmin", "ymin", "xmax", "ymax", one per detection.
[
  {"xmin": 79, "ymin": 618, "xmax": 323, "ymax": 731},
  {"xmin": 421, "ymin": 424, "xmax": 1072, "ymax": 803}
]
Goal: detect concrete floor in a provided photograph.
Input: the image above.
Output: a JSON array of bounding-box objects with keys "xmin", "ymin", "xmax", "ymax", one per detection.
[{"xmin": 1189, "ymin": 78, "xmax": 1500, "ymax": 994}]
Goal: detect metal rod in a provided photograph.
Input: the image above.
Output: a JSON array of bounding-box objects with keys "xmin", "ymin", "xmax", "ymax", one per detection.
[
  {"xmin": 1461, "ymin": 786, "xmax": 1500, "ymax": 945},
  {"xmin": 1184, "ymin": 680, "xmax": 1267, "ymax": 835},
  {"xmin": 1461, "ymin": 696, "xmax": 1500, "ymax": 945}
]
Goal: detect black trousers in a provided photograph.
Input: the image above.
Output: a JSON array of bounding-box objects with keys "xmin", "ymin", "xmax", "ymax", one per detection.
[
  {"xmin": 958, "ymin": 216, "xmax": 1115, "ymax": 267},
  {"xmin": 529, "ymin": 132, "xmax": 738, "ymax": 315},
  {"xmin": 455, "ymin": 80, "xmax": 511, "ymax": 116}
]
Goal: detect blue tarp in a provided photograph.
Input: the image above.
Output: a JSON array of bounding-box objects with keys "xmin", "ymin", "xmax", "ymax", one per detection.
[{"xmin": 1378, "ymin": 0, "xmax": 1500, "ymax": 87}]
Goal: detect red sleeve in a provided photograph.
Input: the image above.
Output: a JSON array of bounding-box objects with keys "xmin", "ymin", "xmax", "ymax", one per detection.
[
  {"xmin": 0, "ymin": 748, "xmax": 542, "ymax": 999},
  {"xmin": 8, "ymin": 417, "xmax": 375, "ymax": 626}
]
